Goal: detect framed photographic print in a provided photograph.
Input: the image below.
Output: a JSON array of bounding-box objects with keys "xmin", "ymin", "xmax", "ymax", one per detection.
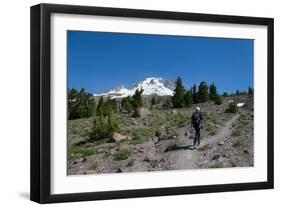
[{"xmin": 30, "ymin": 3, "xmax": 274, "ymax": 203}]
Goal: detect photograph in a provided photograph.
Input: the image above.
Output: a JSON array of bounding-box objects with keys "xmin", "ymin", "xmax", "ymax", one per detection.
[{"xmin": 67, "ymin": 31, "xmax": 254, "ymax": 175}]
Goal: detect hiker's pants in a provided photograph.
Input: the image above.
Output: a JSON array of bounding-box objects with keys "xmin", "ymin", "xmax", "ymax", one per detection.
[{"xmin": 194, "ymin": 127, "xmax": 201, "ymax": 146}]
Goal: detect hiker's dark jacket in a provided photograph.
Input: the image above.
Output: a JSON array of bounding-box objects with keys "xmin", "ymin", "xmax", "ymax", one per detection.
[{"xmin": 191, "ymin": 111, "xmax": 203, "ymax": 129}]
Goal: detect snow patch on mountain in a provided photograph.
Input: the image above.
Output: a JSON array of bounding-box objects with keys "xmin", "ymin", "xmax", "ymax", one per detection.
[{"xmin": 93, "ymin": 77, "xmax": 175, "ymax": 99}]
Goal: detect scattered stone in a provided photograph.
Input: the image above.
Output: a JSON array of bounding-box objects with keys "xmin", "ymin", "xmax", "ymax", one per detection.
[
  {"xmin": 178, "ymin": 121, "xmax": 186, "ymax": 127},
  {"xmin": 243, "ymin": 149, "xmax": 249, "ymax": 154},
  {"xmin": 184, "ymin": 131, "xmax": 190, "ymax": 137},
  {"xmin": 79, "ymin": 157, "xmax": 87, "ymax": 163},
  {"xmin": 97, "ymin": 148, "xmax": 105, "ymax": 154},
  {"xmin": 172, "ymin": 110, "xmax": 178, "ymax": 114},
  {"xmin": 212, "ymin": 154, "xmax": 220, "ymax": 160},
  {"xmin": 143, "ymin": 157, "xmax": 150, "ymax": 162},
  {"xmin": 116, "ymin": 168, "xmax": 122, "ymax": 173},
  {"xmin": 112, "ymin": 132, "xmax": 127, "ymax": 142},
  {"xmin": 230, "ymin": 161, "xmax": 237, "ymax": 167},
  {"xmin": 137, "ymin": 149, "xmax": 144, "ymax": 153},
  {"xmin": 218, "ymin": 140, "xmax": 225, "ymax": 146},
  {"xmin": 133, "ymin": 107, "xmax": 151, "ymax": 118},
  {"xmin": 85, "ymin": 170, "xmax": 95, "ymax": 174},
  {"xmin": 155, "ymin": 130, "xmax": 161, "ymax": 137}
]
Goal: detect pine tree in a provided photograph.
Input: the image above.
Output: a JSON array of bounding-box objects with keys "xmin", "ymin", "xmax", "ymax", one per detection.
[
  {"xmin": 248, "ymin": 87, "xmax": 254, "ymax": 96},
  {"xmin": 171, "ymin": 77, "xmax": 185, "ymax": 108},
  {"xmin": 183, "ymin": 90, "xmax": 193, "ymax": 108},
  {"xmin": 209, "ymin": 82, "xmax": 218, "ymax": 101},
  {"xmin": 132, "ymin": 87, "xmax": 144, "ymax": 108},
  {"xmin": 121, "ymin": 96, "xmax": 133, "ymax": 113},
  {"xmin": 225, "ymin": 102, "xmax": 238, "ymax": 113},
  {"xmin": 91, "ymin": 101, "xmax": 120, "ymax": 141},
  {"xmin": 107, "ymin": 105, "xmax": 119, "ymax": 132},
  {"xmin": 151, "ymin": 96, "xmax": 157, "ymax": 105},
  {"xmin": 96, "ymin": 96, "xmax": 105, "ymax": 116},
  {"xmin": 214, "ymin": 95, "xmax": 222, "ymax": 105},
  {"xmin": 191, "ymin": 84, "xmax": 198, "ymax": 104},
  {"xmin": 68, "ymin": 88, "xmax": 96, "ymax": 120},
  {"xmin": 236, "ymin": 89, "xmax": 240, "ymax": 95},
  {"xmin": 198, "ymin": 81, "xmax": 209, "ymax": 103}
]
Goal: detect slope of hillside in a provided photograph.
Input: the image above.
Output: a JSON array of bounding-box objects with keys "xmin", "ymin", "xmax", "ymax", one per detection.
[{"xmin": 67, "ymin": 94, "xmax": 253, "ymax": 175}]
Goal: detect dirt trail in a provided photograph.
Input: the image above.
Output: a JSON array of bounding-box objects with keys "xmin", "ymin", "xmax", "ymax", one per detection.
[{"xmin": 165, "ymin": 114, "xmax": 240, "ymax": 170}]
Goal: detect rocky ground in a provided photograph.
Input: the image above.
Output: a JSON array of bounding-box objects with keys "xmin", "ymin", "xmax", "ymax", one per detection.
[{"xmin": 67, "ymin": 95, "xmax": 254, "ymax": 175}]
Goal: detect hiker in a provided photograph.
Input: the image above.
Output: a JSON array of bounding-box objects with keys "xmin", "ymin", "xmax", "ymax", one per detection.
[{"xmin": 191, "ymin": 107, "xmax": 203, "ymax": 148}]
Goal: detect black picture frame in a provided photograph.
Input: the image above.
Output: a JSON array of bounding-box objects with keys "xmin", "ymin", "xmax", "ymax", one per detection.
[{"xmin": 30, "ymin": 3, "xmax": 274, "ymax": 204}]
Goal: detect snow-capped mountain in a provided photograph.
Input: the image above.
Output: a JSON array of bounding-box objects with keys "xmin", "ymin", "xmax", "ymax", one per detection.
[{"xmin": 93, "ymin": 77, "xmax": 175, "ymax": 99}]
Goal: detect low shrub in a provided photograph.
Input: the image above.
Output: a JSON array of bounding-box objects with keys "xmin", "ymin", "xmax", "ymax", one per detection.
[{"xmin": 114, "ymin": 148, "xmax": 131, "ymax": 160}]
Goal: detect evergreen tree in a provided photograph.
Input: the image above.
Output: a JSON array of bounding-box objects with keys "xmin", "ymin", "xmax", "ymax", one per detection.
[
  {"xmin": 171, "ymin": 77, "xmax": 186, "ymax": 108},
  {"xmin": 96, "ymin": 96, "xmax": 105, "ymax": 116},
  {"xmin": 191, "ymin": 84, "xmax": 199, "ymax": 104},
  {"xmin": 236, "ymin": 89, "xmax": 240, "ymax": 95},
  {"xmin": 183, "ymin": 90, "xmax": 193, "ymax": 108},
  {"xmin": 91, "ymin": 101, "xmax": 120, "ymax": 141},
  {"xmin": 225, "ymin": 102, "xmax": 238, "ymax": 113},
  {"xmin": 223, "ymin": 92, "xmax": 228, "ymax": 97},
  {"xmin": 68, "ymin": 88, "xmax": 96, "ymax": 120},
  {"xmin": 198, "ymin": 81, "xmax": 209, "ymax": 103},
  {"xmin": 107, "ymin": 105, "xmax": 120, "ymax": 132},
  {"xmin": 132, "ymin": 87, "xmax": 144, "ymax": 108},
  {"xmin": 209, "ymin": 82, "xmax": 218, "ymax": 101},
  {"xmin": 151, "ymin": 96, "xmax": 157, "ymax": 105},
  {"xmin": 248, "ymin": 87, "xmax": 254, "ymax": 96},
  {"xmin": 162, "ymin": 97, "xmax": 172, "ymax": 109},
  {"xmin": 121, "ymin": 96, "xmax": 133, "ymax": 113},
  {"xmin": 214, "ymin": 95, "xmax": 222, "ymax": 105}
]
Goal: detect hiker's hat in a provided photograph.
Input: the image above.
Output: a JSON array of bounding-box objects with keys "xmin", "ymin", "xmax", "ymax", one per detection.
[{"xmin": 196, "ymin": 107, "xmax": 200, "ymax": 111}]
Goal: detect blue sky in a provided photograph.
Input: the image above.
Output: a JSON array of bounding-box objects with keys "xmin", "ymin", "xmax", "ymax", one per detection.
[{"xmin": 68, "ymin": 31, "xmax": 253, "ymax": 94}]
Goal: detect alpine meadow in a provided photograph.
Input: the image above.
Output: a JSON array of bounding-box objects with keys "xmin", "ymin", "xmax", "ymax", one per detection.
[{"xmin": 67, "ymin": 31, "xmax": 254, "ymax": 175}]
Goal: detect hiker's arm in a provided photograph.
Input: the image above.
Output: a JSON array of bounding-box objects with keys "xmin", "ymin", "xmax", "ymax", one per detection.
[
  {"xmin": 200, "ymin": 113, "xmax": 203, "ymax": 128},
  {"xmin": 200, "ymin": 113, "xmax": 203, "ymax": 121}
]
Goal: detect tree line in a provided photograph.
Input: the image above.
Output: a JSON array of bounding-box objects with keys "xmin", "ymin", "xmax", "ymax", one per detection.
[
  {"xmin": 170, "ymin": 77, "xmax": 222, "ymax": 108},
  {"xmin": 170, "ymin": 76, "xmax": 253, "ymax": 109}
]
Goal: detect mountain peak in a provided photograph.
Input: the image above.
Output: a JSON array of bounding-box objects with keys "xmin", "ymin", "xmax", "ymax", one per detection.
[{"xmin": 93, "ymin": 77, "xmax": 175, "ymax": 99}]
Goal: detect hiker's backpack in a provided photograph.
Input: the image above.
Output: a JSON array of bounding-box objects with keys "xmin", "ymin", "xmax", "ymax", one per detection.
[{"xmin": 192, "ymin": 112, "xmax": 202, "ymax": 127}]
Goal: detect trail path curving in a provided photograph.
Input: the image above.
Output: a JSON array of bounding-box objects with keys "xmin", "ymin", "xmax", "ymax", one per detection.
[{"xmin": 166, "ymin": 114, "xmax": 240, "ymax": 170}]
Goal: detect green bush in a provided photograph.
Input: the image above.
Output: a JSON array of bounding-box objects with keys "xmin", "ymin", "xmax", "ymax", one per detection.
[
  {"xmin": 90, "ymin": 106, "xmax": 120, "ymax": 141},
  {"xmin": 232, "ymin": 139, "xmax": 242, "ymax": 147},
  {"xmin": 126, "ymin": 159, "xmax": 135, "ymax": 167},
  {"xmin": 114, "ymin": 149, "xmax": 132, "ymax": 160},
  {"xmin": 89, "ymin": 162, "xmax": 97, "ymax": 170},
  {"xmin": 164, "ymin": 143, "xmax": 179, "ymax": 152},
  {"xmin": 214, "ymin": 96, "xmax": 222, "ymax": 105},
  {"xmin": 231, "ymin": 129, "xmax": 241, "ymax": 137},
  {"xmin": 225, "ymin": 102, "xmax": 238, "ymax": 113},
  {"xmin": 208, "ymin": 162, "xmax": 224, "ymax": 168}
]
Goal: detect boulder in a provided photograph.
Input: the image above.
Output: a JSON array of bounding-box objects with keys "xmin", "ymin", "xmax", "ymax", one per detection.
[
  {"xmin": 133, "ymin": 107, "xmax": 151, "ymax": 118},
  {"xmin": 111, "ymin": 132, "xmax": 127, "ymax": 142},
  {"xmin": 171, "ymin": 110, "xmax": 178, "ymax": 114},
  {"xmin": 218, "ymin": 140, "xmax": 225, "ymax": 146},
  {"xmin": 212, "ymin": 154, "xmax": 220, "ymax": 160}
]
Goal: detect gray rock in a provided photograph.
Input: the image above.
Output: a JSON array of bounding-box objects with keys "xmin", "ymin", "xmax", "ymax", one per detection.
[
  {"xmin": 133, "ymin": 107, "xmax": 151, "ymax": 118},
  {"xmin": 116, "ymin": 168, "xmax": 122, "ymax": 173},
  {"xmin": 218, "ymin": 140, "xmax": 225, "ymax": 146},
  {"xmin": 212, "ymin": 154, "xmax": 220, "ymax": 160},
  {"xmin": 112, "ymin": 132, "xmax": 127, "ymax": 142},
  {"xmin": 79, "ymin": 157, "xmax": 87, "ymax": 163}
]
